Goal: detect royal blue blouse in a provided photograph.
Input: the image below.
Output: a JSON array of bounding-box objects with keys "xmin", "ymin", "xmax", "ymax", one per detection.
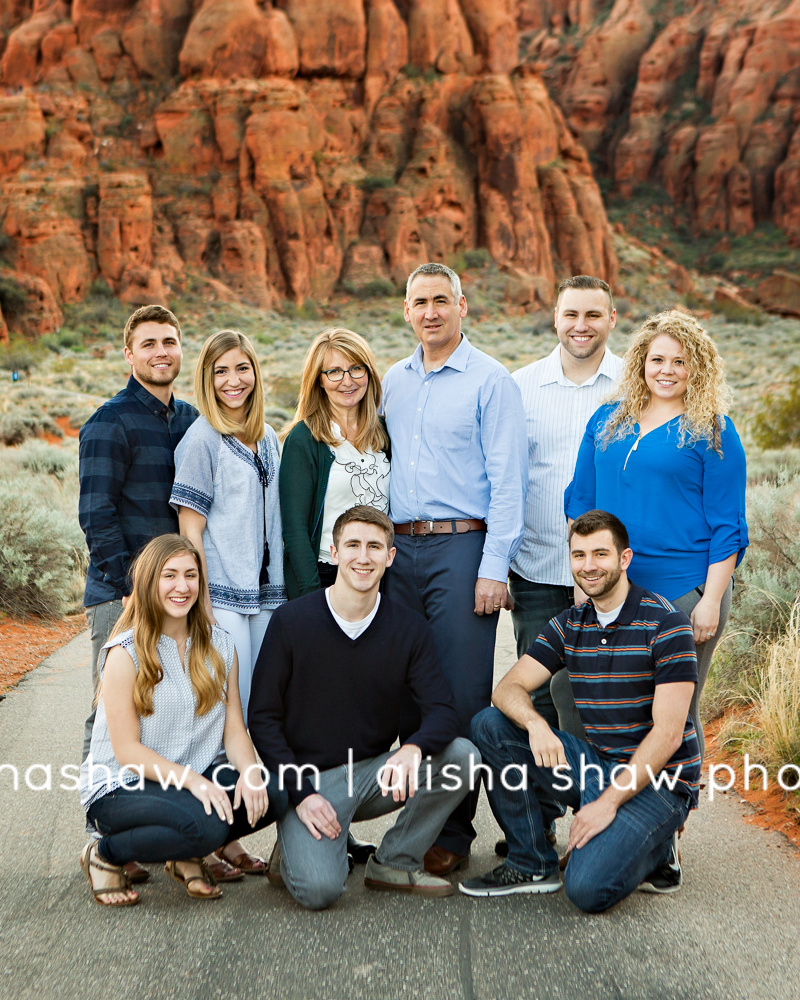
[{"xmin": 565, "ymin": 403, "xmax": 748, "ymax": 601}]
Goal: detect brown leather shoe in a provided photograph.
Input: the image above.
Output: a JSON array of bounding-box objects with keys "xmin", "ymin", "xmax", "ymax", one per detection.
[
  {"xmin": 423, "ymin": 844, "xmax": 469, "ymax": 876},
  {"xmin": 122, "ymin": 860, "xmax": 150, "ymax": 884}
]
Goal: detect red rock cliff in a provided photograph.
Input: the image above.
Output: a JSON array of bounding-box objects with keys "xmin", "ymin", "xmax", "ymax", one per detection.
[{"xmin": 0, "ymin": 0, "xmax": 797, "ymax": 338}]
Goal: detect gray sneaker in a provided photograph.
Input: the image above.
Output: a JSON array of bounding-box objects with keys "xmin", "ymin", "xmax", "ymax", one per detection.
[
  {"xmin": 364, "ymin": 855, "xmax": 453, "ymax": 897},
  {"xmin": 459, "ymin": 863, "xmax": 562, "ymax": 897}
]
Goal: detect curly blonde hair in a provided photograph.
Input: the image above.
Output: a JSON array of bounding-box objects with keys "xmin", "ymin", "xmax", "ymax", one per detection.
[{"xmin": 600, "ymin": 310, "xmax": 732, "ymax": 455}]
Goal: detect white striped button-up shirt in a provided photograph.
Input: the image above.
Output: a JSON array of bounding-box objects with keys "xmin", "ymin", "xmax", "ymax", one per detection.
[{"xmin": 511, "ymin": 344, "xmax": 623, "ymax": 586}]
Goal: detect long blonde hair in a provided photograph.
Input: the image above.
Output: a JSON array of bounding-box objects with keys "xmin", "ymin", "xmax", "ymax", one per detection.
[
  {"xmin": 194, "ymin": 330, "xmax": 265, "ymax": 443},
  {"xmin": 282, "ymin": 328, "xmax": 388, "ymax": 453},
  {"xmin": 600, "ymin": 310, "xmax": 732, "ymax": 455},
  {"xmin": 109, "ymin": 535, "xmax": 227, "ymax": 717}
]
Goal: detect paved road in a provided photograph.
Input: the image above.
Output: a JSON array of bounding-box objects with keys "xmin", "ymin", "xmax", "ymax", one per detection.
[{"xmin": 1, "ymin": 616, "xmax": 798, "ymax": 1000}]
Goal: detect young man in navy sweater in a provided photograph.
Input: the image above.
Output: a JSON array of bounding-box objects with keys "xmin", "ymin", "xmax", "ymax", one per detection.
[{"xmin": 248, "ymin": 505, "xmax": 479, "ymax": 909}]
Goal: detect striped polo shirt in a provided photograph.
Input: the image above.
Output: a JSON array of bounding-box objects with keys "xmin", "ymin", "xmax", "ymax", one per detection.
[{"xmin": 531, "ymin": 584, "xmax": 701, "ymax": 805}]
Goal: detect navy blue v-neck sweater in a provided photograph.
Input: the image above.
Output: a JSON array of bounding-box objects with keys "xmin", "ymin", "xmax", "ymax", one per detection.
[{"xmin": 248, "ymin": 590, "xmax": 459, "ymax": 804}]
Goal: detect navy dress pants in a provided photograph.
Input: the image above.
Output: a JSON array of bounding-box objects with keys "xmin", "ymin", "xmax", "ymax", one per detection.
[{"xmin": 385, "ymin": 530, "xmax": 498, "ymax": 856}]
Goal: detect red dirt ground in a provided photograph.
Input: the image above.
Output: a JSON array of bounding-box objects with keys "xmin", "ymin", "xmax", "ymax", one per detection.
[
  {"xmin": 0, "ymin": 616, "xmax": 798, "ymax": 853},
  {"xmin": 0, "ymin": 614, "xmax": 86, "ymax": 696},
  {"xmin": 41, "ymin": 415, "xmax": 81, "ymax": 444}
]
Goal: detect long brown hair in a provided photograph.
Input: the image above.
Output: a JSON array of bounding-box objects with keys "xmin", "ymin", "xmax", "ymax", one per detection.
[
  {"xmin": 281, "ymin": 328, "xmax": 388, "ymax": 453},
  {"xmin": 600, "ymin": 310, "xmax": 732, "ymax": 455},
  {"xmin": 109, "ymin": 535, "xmax": 227, "ymax": 717},
  {"xmin": 194, "ymin": 330, "xmax": 265, "ymax": 443}
]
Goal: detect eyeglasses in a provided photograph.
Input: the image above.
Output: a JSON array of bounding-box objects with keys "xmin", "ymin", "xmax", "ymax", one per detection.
[{"xmin": 321, "ymin": 365, "xmax": 368, "ymax": 382}]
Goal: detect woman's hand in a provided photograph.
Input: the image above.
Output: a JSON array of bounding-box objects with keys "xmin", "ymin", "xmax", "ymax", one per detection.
[
  {"xmin": 690, "ymin": 594, "xmax": 721, "ymax": 645},
  {"xmin": 233, "ymin": 769, "xmax": 270, "ymax": 827},
  {"xmin": 187, "ymin": 770, "xmax": 234, "ymax": 824}
]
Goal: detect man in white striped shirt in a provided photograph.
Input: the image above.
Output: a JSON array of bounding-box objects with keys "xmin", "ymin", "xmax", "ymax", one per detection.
[{"xmin": 510, "ymin": 276, "xmax": 623, "ymax": 736}]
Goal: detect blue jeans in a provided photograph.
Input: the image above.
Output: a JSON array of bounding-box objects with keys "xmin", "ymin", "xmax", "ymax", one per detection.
[
  {"xmin": 87, "ymin": 762, "xmax": 288, "ymax": 866},
  {"xmin": 508, "ymin": 572, "xmax": 584, "ymax": 737},
  {"xmin": 385, "ymin": 531, "xmax": 498, "ymax": 855},
  {"xmin": 470, "ymin": 707, "xmax": 692, "ymax": 913},
  {"xmin": 277, "ymin": 739, "xmax": 479, "ymax": 910}
]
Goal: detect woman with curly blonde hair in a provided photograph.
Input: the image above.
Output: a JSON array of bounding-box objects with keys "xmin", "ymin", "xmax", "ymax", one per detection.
[{"xmin": 566, "ymin": 310, "xmax": 748, "ymax": 757}]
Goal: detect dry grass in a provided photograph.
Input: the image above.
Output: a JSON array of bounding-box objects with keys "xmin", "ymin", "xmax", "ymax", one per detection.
[{"xmin": 754, "ymin": 599, "xmax": 800, "ymax": 768}]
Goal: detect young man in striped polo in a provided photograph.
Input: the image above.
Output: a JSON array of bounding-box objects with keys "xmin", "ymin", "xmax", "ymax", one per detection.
[{"xmin": 460, "ymin": 510, "xmax": 700, "ymax": 911}]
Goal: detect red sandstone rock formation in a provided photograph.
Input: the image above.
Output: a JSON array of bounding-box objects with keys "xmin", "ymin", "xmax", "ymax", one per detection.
[{"xmin": 1, "ymin": 0, "xmax": 797, "ymax": 338}]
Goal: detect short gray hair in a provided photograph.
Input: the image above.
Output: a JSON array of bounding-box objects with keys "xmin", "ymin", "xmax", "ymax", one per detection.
[{"xmin": 405, "ymin": 262, "xmax": 462, "ymax": 302}]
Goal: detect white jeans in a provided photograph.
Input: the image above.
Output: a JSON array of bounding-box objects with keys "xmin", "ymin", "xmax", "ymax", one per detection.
[{"xmin": 213, "ymin": 606, "xmax": 273, "ymax": 721}]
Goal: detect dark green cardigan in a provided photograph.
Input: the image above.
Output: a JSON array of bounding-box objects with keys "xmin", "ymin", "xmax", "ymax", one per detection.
[{"xmin": 279, "ymin": 419, "xmax": 390, "ymax": 600}]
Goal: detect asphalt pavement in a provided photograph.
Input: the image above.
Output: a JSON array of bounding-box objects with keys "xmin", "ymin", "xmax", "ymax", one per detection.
[{"xmin": 1, "ymin": 615, "xmax": 798, "ymax": 1000}]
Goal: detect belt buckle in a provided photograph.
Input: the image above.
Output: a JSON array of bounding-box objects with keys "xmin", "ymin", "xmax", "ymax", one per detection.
[{"xmin": 426, "ymin": 520, "xmax": 435, "ymax": 535}]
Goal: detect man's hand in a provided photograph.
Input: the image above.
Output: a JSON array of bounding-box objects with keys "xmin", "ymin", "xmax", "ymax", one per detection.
[
  {"xmin": 296, "ymin": 793, "xmax": 341, "ymax": 841},
  {"xmin": 378, "ymin": 744, "xmax": 422, "ymax": 802},
  {"xmin": 528, "ymin": 719, "xmax": 567, "ymax": 770},
  {"xmin": 475, "ymin": 578, "xmax": 514, "ymax": 615},
  {"xmin": 567, "ymin": 796, "xmax": 617, "ymax": 852}
]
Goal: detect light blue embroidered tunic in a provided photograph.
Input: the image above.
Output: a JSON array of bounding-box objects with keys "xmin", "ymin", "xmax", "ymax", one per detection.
[
  {"xmin": 170, "ymin": 417, "xmax": 287, "ymax": 612},
  {"xmin": 80, "ymin": 625, "xmax": 235, "ymax": 810}
]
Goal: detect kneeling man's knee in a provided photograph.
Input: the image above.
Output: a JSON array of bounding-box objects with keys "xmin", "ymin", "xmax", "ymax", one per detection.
[
  {"xmin": 291, "ymin": 874, "xmax": 345, "ymax": 912},
  {"xmin": 565, "ymin": 872, "xmax": 616, "ymax": 914},
  {"xmin": 469, "ymin": 705, "xmax": 505, "ymax": 750}
]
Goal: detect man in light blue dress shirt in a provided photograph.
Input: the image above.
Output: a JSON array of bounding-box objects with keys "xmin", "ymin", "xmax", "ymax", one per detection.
[
  {"xmin": 382, "ymin": 262, "xmax": 527, "ymax": 874},
  {"xmin": 510, "ymin": 275, "xmax": 623, "ymax": 736}
]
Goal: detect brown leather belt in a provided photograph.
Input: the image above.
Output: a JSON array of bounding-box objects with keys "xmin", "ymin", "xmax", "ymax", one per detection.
[{"xmin": 393, "ymin": 518, "xmax": 487, "ymax": 536}]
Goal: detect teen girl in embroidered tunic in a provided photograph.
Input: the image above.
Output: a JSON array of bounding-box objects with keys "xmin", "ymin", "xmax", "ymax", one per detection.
[
  {"xmin": 79, "ymin": 534, "xmax": 286, "ymax": 907},
  {"xmin": 171, "ymin": 330, "xmax": 286, "ymax": 877}
]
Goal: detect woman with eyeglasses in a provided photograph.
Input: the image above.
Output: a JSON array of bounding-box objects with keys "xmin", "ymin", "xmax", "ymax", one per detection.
[
  {"xmin": 280, "ymin": 328, "xmax": 390, "ymax": 600},
  {"xmin": 170, "ymin": 329, "xmax": 286, "ymax": 879}
]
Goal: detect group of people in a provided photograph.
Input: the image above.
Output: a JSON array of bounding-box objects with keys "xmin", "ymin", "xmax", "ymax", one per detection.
[{"xmin": 76, "ymin": 263, "xmax": 748, "ymax": 913}]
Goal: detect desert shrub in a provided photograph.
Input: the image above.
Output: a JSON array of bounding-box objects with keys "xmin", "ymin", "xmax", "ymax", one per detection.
[
  {"xmin": 0, "ymin": 339, "xmax": 42, "ymax": 373},
  {"xmin": 0, "ymin": 408, "xmax": 60, "ymax": 446},
  {"xmin": 358, "ymin": 176, "xmax": 394, "ymax": 192},
  {"xmin": 751, "ymin": 368, "xmax": 800, "ymax": 449},
  {"xmin": 463, "ymin": 248, "xmax": 492, "ymax": 269},
  {"xmin": 751, "ymin": 599, "xmax": 800, "ymax": 767},
  {"xmin": 343, "ymin": 278, "xmax": 396, "ymax": 299},
  {"xmin": 705, "ymin": 471, "xmax": 800, "ymax": 716},
  {"xmin": 0, "ymin": 476, "xmax": 86, "ymax": 618},
  {"xmin": 15, "ymin": 439, "xmax": 78, "ymax": 479}
]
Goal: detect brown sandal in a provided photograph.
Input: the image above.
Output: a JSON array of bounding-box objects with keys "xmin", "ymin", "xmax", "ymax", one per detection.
[
  {"xmin": 164, "ymin": 858, "xmax": 223, "ymax": 899},
  {"xmin": 221, "ymin": 848, "xmax": 267, "ymax": 876},
  {"xmin": 80, "ymin": 841, "xmax": 140, "ymax": 907}
]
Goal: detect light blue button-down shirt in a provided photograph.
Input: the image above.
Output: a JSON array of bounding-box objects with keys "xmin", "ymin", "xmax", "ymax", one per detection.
[{"xmin": 382, "ymin": 335, "xmax": 527, "ymax": 582}]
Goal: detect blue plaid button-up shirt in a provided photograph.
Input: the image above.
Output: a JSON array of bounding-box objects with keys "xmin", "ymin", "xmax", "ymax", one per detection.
[{"xmin": 78, "ymin": 375, "xmax": 198, "ymax": 605}]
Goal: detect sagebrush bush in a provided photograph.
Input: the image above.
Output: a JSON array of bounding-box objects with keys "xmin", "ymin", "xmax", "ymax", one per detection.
[
  {"xmin": 0, "ymin": 476, "xmax": 86, "ymax": 618},
  {"xmin": 704, "ymin": 471, "xmax": 800, "ymax": 717},
  {"xmin": 0, "ymin": 408, "xmax": 61, "ymax": 446},
  {"xmin": 752, "ymin": 368, "xmax": 800, "ymax": 449}
]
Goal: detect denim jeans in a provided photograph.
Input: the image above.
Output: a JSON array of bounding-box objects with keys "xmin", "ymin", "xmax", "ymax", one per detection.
[
  {"xmin": 470, "ymin": 707, "xmax": 692, "ymax": 913},
  {"xmin": 508, "ymin": 572, "xmax": 584, "ymax": 737},
  {"xmin": 87, "ymin": 762, "xmax": 288, "ymax": 866},
  {"xmin": 82, "ymin": 600, "xmax": 124, "ymax": 762},
  {"xmin": 277, "ymin": 738, "xmax": 479, "ymax": 910}
]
